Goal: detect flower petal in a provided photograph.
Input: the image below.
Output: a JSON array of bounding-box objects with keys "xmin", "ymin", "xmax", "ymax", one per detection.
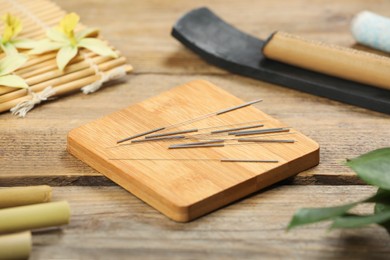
[
  {"xmin": 1, "ymin": 13, "xmax": 22, "ymax": 41},
  {"xmin": 28, "ymin": 39, "xmax": 64, "ymax": 55},
  {"xmin": 2, "ymin": 25, "xmax": 13, "ymax": 43},
  {"xmin": 0, "ymin": 54, "xmax": 27, "ymax": 76},
  {"xmin": 12, "ymin": 39, "xmax": 38, "ymax": 49},
  {"xmin": 1, "ymin": 42, "xmax": 18, "ymax": 55},
  {"xmin": 0, "ymin": 74, "xmax": 28, "ymax": 88},
  {"xmin": 75, "ymin": 28, "xmax": 99, "ymax": 41},
  {"xmin": 78, "ymin": 38, "xmax": 117, "ymax": 58},
  {"xmin": 60, "ymin": 13, "xmax": 79, "ymax": 36},
  {"xmin": 56, "ymin": 45, "xmax": 78, "ymax": 71},
  {"xmin": 46, "ymin": 28, "xmax": 69, "ymax": 43}
]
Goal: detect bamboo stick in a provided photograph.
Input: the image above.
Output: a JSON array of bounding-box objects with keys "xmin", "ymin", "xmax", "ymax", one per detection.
[
  {"xmin": 0, "ymin": 0, "xmax": 132, "ymax": 114},
  {"xmin": 17, "ymin": 52, "xmax": 97, "ymax": 78},
  {"xmin": 0, "ymin": 201, "xmax": 70, "ymax": 233},
  {"xmin": 7, "ymin": 7, "xmax": 61, "ymax": 24},
  {"xmin": 0, "ymin": 231, "xmax": 31, "ymax": 260},
  {"xmin": 49, "ymin": 59, "xmax": 129, "ymax": 96},
  {"xmin": 0, "ymin": 58, "xmax": 129, "ymax": 111},
  {"xmin": 25, "ymin": 55, "xmax": 115, "ymax": 85},
  {"xmin": 0, "ymin": 185, "xmax": 52, "ymax": 209},
  {"xmin": 0, "ymin": 53, "xmax": 114, "ymax": 96},
  {"xmin": 9, "ymin": 2, "xmax": 61, "ymax": 18}
]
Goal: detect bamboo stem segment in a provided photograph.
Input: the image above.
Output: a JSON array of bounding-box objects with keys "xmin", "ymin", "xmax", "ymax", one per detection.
[
  {"xmin": 0, "ymin": 185, "xmax": 52, "ymax": 209},
  {"xmin": 262, "ymin": 31, "xmax": 390, "ymax": 91},
  {"xmin": 0, "ymin": 231, "xmax": 32, "ymax": 259},
  {"xmin": 0, "ymin": 201, "xmax": 70, "ymax": 234}
]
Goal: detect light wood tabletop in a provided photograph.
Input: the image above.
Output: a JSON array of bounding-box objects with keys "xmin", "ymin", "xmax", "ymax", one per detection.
[{"xmin": 0, "ymin": 0, "xmax": 389, "ymax": 259}]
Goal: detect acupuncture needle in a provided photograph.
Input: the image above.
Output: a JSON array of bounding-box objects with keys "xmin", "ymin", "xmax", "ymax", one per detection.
[
  {"xmin": 107, "ymin": 132, "xmax": 298, "ymax": 149},
  {"xmin": 229, "ymin": 127, "xmax": 290, "ymax": 136},
  {"xmin": 171, "ymin": 138, "xmax": 295, "ymax": 147},
  {"xmin": 108, "ymin": 158, "xmax": 279, "ymax": 163},
  {"xmin": 116, "ymin": 99, "xmax": 262, "ymax": 143},
  {"xmin": 145, "ymin": 123, "xmax": 264, "ymax": 139},
  {"xmin": 169, "ymin": 139, "xmax": 295, "ymax": 149}
]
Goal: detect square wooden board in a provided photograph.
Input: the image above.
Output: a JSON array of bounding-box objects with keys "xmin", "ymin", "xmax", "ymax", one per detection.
[{"xmin": 67, "ymin": 80, "xmax": 319, "ymax": 222}]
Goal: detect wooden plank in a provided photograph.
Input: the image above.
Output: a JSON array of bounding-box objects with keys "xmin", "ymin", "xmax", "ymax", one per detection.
[
  {"xmin": 67, "ymin": 80, "xmax": 319, "ymax": 221},
  {"xmin": 0, "ymin": 74, "xmax": 388, "ymax": 186},
  {"xmin": 29, "ymin": 185, "xmax": 390, "ymax": 259},
  {"xmin": 0, "ymin": 0, "xmax": 389, "ymax": 186},
  {"xmin": 55, "ymin": 0, "xmax": 390, "ymax": 74}
]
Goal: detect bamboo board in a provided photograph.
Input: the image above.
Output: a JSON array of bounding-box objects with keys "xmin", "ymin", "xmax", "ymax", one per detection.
[
  {"xmin": 67, "ymin": 80, "xmax": 320, "ymax": 222},
  {"xmin": 0, "ymin": 0, "xmax": 132, "ymax": 114}
]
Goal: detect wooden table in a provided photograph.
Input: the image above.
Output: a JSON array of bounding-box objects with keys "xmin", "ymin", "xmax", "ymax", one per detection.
[{"xmin": 1, "ymin": 0, "xmax": 389, "ymax": 258}]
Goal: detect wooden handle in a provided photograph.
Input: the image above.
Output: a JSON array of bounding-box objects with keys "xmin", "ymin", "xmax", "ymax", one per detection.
[{"xmin": 263, "ymin": 31, "xmax": 390, "ymax": 91}]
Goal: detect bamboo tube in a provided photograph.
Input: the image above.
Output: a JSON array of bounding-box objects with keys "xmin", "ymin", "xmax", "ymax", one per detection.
[
  {"xmin": 0, "ymin": 185, "xmax": 52, "ymax": 209},
  {"xmin": 0, "ymin": 58, "xmax": 129, "ymax": 111},
  {"xmin": 0, "ymin": 201, "xmax": 70, "ymax": 234},
  {"xmin": 0, "ymin": 231, "xmax": 31, "ymax": 260},
  {"xmin": 263, "ymin": 31, "xmax": 390, "ymax": 91}
]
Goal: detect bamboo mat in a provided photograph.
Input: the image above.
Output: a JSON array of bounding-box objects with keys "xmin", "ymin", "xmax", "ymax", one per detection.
[{"xmin": 0, "ymin": 0, "xmax": 132, "ymax": 115}]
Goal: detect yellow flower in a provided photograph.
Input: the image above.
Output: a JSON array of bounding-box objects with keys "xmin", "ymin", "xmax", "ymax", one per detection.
[
  {"xmin": 30, "ymin": 13, "xmax": 118, "ymax": 71},
  {"xmin": 58, "ymin": 12, "xmax": 79, "ymax": 46},
  {"xmin": 2, "ymin": 13, "xmax": 22, "ymax": 43},
  {"xmin": 0, "ymin": 13, "xmax": 36, "ymax": 55}
]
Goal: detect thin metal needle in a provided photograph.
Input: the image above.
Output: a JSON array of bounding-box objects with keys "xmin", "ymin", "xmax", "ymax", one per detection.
[
  {"xmin": 116, "ymin": 99, "xmax": 262, "ymax": 144},
  {"xmin": 229, "ymin": 127, "xmax": 290, "ymax": 136},
  {"xmin": 117, "ymin": 127, "xmax": 166, "ymax": 144},
  {"xmin": 145, "ymin": 128, "xmax": 198, "ymax": 139},
  {"xmin": 108, "ymin": 158, "xmax": 278, "ymax": 163},
  {"xmin": 220, "ymin": 159, "xmax": 279, "ymax": 163},
  {"xmin": 169, "ymin": 139, "xmax": 225, "ymax": 148},
  {"xmin": 131, "ymin": 135, "xmax": 186, "ymax": 143},
  {"xmin": 237, "ymin": 139, "xmax": 295, "ymax": 143},
  {"xmin": 168, "ymin": 143, "xmax": 225, "ymax": 149},
  {"xmin": 211, "ymin": 124, "xmax": 264, "ymax": 134}
]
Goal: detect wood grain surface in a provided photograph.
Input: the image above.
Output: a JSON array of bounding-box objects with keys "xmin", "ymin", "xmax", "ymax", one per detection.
[
  {"xmin": 68, "ymin": 80, "xmax": 319, "ymax": 221},
  {"xmin": 29, "ymin": 185, "xmax": 390, "ymax": 259},
  {"xmin": 0, "ymin": 0, "xmax": 389, "ymax": 258},
  {"xmin": 0, "ymin": 0, "xmax": 388, "ymax": 186}
]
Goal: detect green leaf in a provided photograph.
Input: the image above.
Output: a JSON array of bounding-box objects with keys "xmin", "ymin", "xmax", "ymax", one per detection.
[
  {"xmin": 0, "ymin": 54, "xmax": 27, "ymax": 76},
  {"xmin": 365, "ymin": 188, "xmax": 390, "ymax": 203},
  {"xmin": 346, "ymin": 148, "xmax": 390, "ymax": 190},
  {"xmin": 46, "ymin": 28, "xmax": 69, "ymax": 43},
  {"xmin": 287, "ymin": 202, "xmax": 358, "ymax": 230},
  {"xmin": 76, "ymin": 28, "xmax": 99, "ymax": 41},
  {"xmin": 330, "ymin": 211, "xmax": 390, "ymax": 229},
  {"xmin": 0, "ymin": 74, "xmax": 28, "ymax": 88},
  {"xmin": 29, "ymin": 39, "xmax": 64, "ymax": 55},
  {"xmin": 56, "ymin": 45, "xmax": 78, "ymax": 71},
  {"xmin": 78, "ymin": 38, "xmax": 117, "ymax": 58},
  {"xmin": 374, "ymin": 189, "xmax": 390, "ymax": 234},
  {"xmin": 0, "ymin": 42, "xmax": 18, "ymax": 55},
  {"xmin": 11, "ymin": 39, "xmax": 38, "ymax": 49}
]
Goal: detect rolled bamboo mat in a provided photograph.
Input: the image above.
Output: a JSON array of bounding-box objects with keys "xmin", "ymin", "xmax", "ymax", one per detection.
[{"xmin": 0, "ymin": 0, "xmax": 133, "ymax": 116}]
